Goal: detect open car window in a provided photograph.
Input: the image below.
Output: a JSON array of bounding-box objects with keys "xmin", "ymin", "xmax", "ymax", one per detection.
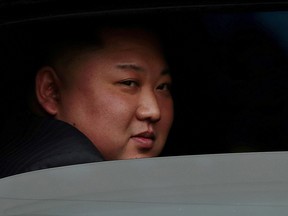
[{"xmin": 1, "ymin": 1, "xmax": 288, "ymax": 156}]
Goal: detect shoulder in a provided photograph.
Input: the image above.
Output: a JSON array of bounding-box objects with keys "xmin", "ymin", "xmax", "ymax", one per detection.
[{"xmin": 0, "ymin": 114, "xmax": 104, "ymax": 178}]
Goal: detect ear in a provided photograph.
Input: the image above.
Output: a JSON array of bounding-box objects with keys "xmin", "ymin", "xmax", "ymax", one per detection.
[{"xmin": 35, "ymin": 66, "xmax": 61, "ymax": 116}]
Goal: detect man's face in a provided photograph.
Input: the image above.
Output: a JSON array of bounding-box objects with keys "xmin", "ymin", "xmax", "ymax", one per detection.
[{"xmin": 55, "ymin": 29, "xmax": 174, "ymax": 160}]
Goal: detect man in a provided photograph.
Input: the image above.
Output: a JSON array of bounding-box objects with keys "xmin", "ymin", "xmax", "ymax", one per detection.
[{"xmin": 0, "ymin": 21, "xmax": 174, "ymax": 178}]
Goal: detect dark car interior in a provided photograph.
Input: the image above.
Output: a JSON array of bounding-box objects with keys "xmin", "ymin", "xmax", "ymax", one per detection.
[{"xmin": 1, "ymin": 1, "xmax": 288, "ymax": 158}]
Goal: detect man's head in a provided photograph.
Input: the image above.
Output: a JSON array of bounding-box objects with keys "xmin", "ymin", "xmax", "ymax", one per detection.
[{"xmin": 34, "ymin": 24, "xmax": 174, "ymax": 160}]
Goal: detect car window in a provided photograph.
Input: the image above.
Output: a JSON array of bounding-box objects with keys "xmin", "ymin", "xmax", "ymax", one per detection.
[{"xmin": 1, "ymin": 1, "xmax": 288, "ymax": 159}]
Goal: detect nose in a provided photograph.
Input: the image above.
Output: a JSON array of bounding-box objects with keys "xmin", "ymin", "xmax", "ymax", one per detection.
[{"xmin": 136, "ymin": 90, "xmax": 161, "ymax": 122}]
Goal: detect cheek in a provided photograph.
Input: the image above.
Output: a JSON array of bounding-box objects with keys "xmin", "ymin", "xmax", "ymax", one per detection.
[
  {"xmin": 160, "ymin": 99, "xmax": 174, "ymax": 127},
  {"xmin": 95, "ymin": 96, "xmax": 131, "ymax": 120},
  {"xmin": 82, "ymin": 91, "xmax": 137, "ymax": 132},
  {"xmin": 82, "ymin": 94, "xmax": 137, "ymax": 159}
]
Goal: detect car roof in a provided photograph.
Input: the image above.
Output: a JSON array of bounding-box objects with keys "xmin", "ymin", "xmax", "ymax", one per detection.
[{"xmin": 1, "ymin": 0, "xmax": 288, "ymax": 26}]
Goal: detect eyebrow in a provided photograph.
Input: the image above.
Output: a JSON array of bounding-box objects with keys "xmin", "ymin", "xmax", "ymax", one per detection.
[
  {"xmin": 116, "ymin": 63, "xmax": 170, "ymax": 75},
  {"xmin": 116, "ymin": 63, "xmax": 144, "ymax": 72}
]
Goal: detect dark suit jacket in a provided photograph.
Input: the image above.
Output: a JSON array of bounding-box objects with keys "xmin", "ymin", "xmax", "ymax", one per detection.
[{"xmin": 0, "ymin": 113, "xmax": 104, "ymax": 178}]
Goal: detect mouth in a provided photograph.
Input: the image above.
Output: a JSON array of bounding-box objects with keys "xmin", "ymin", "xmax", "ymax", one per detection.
[{"xmin": 131, "ymin": 132, "xmax": 156, "ymax": 149}]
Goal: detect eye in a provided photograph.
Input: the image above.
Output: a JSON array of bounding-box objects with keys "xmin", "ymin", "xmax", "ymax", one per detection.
[
  {"xmin": 120, "ymin": 80, "xmax": 139, "ymax": 87},
  {"xmin": 157, "ymin": 83, "xmax": 172, "ymax": 92}
]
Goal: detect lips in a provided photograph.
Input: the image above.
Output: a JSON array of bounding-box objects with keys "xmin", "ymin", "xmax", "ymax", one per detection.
[{"xmin": 131, "ymin": 131, "xmax": 155, "ymax": 149}]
